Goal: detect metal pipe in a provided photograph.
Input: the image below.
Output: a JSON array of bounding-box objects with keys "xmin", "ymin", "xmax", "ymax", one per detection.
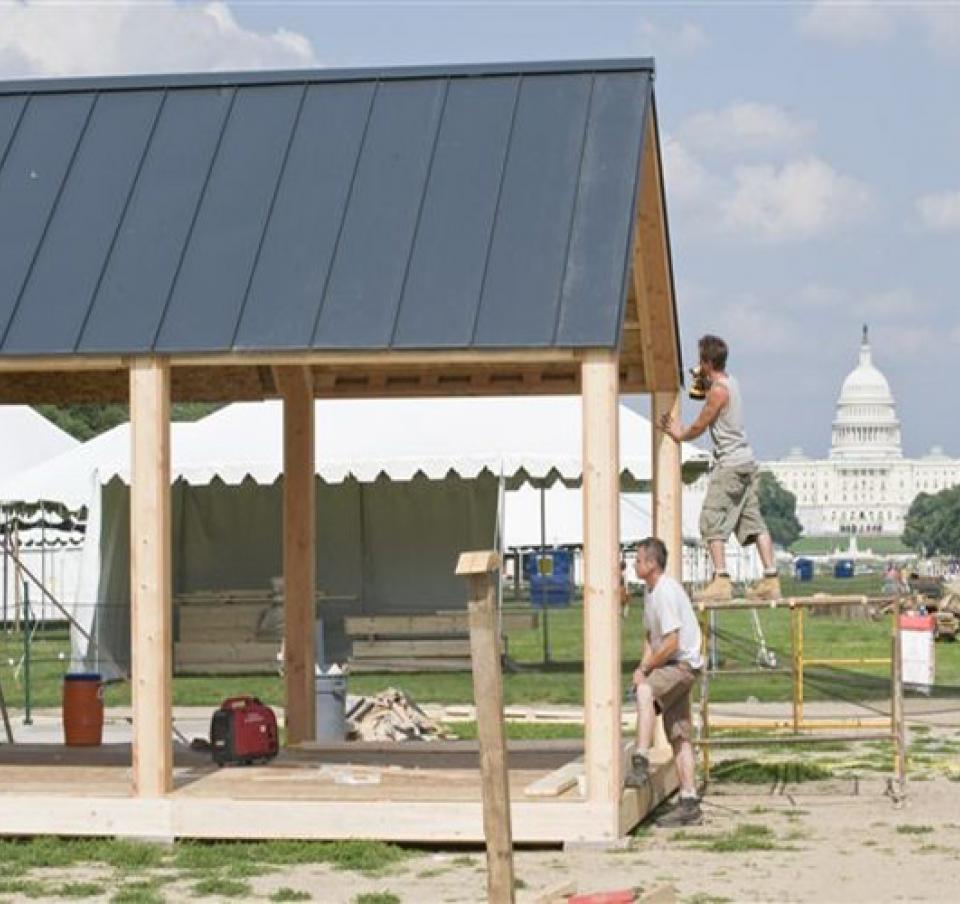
[
  {"xmin": 22, "ymin": 581, "xmax": 31, "ymax": 726},
  {"xmin": 696, "ymin": 731, "xmax": 893, "ymax": 747},
  {"xmin": 709, "ymin": 718, "xmax": 892, "ymax": 731}
]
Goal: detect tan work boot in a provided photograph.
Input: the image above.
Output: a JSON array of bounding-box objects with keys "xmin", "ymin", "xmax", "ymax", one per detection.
[
  {"xmin": 745, "ymin": 574, "xmax": 782, "ymax": 601},
  {"xmin": 694, "ymin": 574, "xmax": 733, "ymax": 602}
]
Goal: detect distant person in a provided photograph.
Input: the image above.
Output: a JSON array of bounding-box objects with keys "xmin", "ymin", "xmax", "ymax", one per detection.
[
  {"xmin": 659, "ymin": 334, "xmax": 781, "ymax": 602},
  {"xmin": 624, "ymin": 537, "xmax": 703, "ymax": 827}
]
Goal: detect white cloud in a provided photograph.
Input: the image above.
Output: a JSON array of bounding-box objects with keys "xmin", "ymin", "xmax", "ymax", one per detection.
[
  {"xmin": 661, "ymin": 135, "xmax": 715, "ymax": 208},
  {"xmin": 799, "ymin": 1, "xmax": 895, "ymax": 46},
  {"xmin": 799, "ymin": 1, "xmax": 960, "ymax": 56},
  {"xmin": 678, "ymin": 102, "xmax": 816, "ymax": 154},
  {"xmin": 638, "ymin": 20, "xmax": 708, "ymax": 55},
  {"xmin": 720, "ymin": 156, "xmax": 873, "ymax": 243},
  {"xmin": 917, "ymin": 190, "xmax": 960, "ymax": 232},
  {"xmin": 0, "ymin": 1, "xmax": 314, "ymax": 79}
]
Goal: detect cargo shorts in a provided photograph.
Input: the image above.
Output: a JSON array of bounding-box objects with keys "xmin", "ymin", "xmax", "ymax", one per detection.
[
  {"xmin": 646, "ymin": 662, "xmax": 697, "ymax": 743},
  {"xmin": 699, "ymin": 463, "xmax": 767, "ymax": 547}
]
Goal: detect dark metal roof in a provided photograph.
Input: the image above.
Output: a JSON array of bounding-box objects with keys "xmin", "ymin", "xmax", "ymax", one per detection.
[{"xmin": 0, "ymin": 60, "xmax": 655, "ymax": 357}]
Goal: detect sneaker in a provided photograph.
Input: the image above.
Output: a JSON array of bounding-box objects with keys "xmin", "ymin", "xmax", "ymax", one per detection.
[
  {"xmin": 624, "ymin": 753, "xmax": 650, "ymax": 788},
  {"xmin": 693, "ymin": 575, "xmax": 732, "ymax": 603},
  {"xmin": 655, "ymin": 796, "xmax": 703, "ymax": 828},
  {"xmin": 745, "ymin": 574, "xmax": 782, "ymax": 601}
]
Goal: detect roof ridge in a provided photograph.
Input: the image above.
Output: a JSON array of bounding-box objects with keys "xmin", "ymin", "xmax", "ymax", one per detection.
[{"xmin": 0, "ymin": 58, "xmax": 655, "ymax": 97}]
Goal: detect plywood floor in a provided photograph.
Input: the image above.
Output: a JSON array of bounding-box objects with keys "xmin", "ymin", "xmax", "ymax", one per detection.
[{"xmin": 0, "ymin": 741, "xmax": 583, "ymax": 803}]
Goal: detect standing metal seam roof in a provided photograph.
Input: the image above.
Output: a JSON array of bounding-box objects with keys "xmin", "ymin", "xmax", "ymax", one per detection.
[{"xmin": 0, "ymin": 60, "xmax": 655, "ymax": 357}]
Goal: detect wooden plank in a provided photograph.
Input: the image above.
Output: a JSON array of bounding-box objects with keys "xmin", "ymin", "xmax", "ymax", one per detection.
[
  {"xmin": 523, "ymin": 759, "xmax": 583, "ymax": 798},
  {"xmin": 171, "ymin": 349, "xmax": 580, "ymax": 368},
  {"xmin": 347, "ymin": 657, "xmax": 473, "ymax": 673},
  {"xmin": 352, "ymin": 639, "xmax": 474, "ymax": 659},
  {"xmin": 275, "ymin": 366, "xmax": 316, "ymax": 746},
  {"xmin": 174, "ymin": 642, "xmax": 281, "ymax": 664},
  {"xmin": 580, "ymin": 350, "xmax": 622, "ymax": 824},
  {"xmin": 651, "ymin": 390, "xmax": 682, "ymax": 582},
  {"xmin": 129, "ymin": 356, "xmax": 172, "ymax": 798},
  {"xmin": 636, "ymin": 107, "xmax": 681, "ymax": 393},
  {"xmin": 344, "ymin": 611, "xmax": 538, "ymax": 637},
  {"xmin": 0, "ymin": 795, "xmax": 619, "ymax": 844},
  {"xmin": 465, "ymin": 555, "xmax": 515, "ymax": 904}
]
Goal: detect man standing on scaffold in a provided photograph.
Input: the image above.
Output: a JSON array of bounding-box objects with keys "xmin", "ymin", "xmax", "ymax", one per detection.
[{"xmin": 659, "ymin": 334, "xmax": 781, "ymax": 602}]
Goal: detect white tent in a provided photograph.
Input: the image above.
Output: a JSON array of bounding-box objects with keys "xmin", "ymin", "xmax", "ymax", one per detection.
[
  {"xmin": 0, "ymin": 405, "xmax": 77, "ymax": 493},
  {"xmin": 0, "ymin": 397, "xmax": 709, "ymax": 674}
]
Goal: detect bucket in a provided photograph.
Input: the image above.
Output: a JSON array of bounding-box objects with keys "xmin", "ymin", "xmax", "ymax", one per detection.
[
  {"xmin": 62, "ymin": 673, "xmax": 104, "ymax": 746},
  {"xmin": 315, "ymin": 672, "xmax": 347, "ymax": 743}
]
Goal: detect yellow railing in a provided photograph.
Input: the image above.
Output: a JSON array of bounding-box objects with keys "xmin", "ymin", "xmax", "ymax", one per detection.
[{"xmin": 693, "ymin": 594, "xmax": 906, "ymax": 797}]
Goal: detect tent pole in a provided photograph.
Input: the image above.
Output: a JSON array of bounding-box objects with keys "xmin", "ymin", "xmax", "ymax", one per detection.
[
  {"xmin": 276, "ymin": 366, "xmax": 316, "ymax": 746},
  {"xmin": 129, "ymin": 356, "xmax": 173, "ymax": 797},
  {"xmin": 581, "ymin": 350, "xmax": 622, "ymax": 827},
  {"xmin": 540, "ymin": 484, "xmax": 551, "ymax": 664}
]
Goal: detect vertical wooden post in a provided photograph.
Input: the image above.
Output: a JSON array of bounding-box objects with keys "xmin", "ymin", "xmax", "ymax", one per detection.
[
  {"xmin": 129, "ymin": 357, "xmax": 172, "ymax": 797},
  {"xmin": 457, "ymin": 550, "xmax": 514, "ymax": 904},
  {"xmin": 891, "ymin": 598, "xmax": 907, "ymax": 797},
  {"xmin": 651, "ymin": 390, "xmax": 682, "ymax": 582},
  {"xmin": 275, "ymin": 367, "xmax": 316, "ymax": 746},
  {"xmin": 581, "ymin": 350, "xmax": 622, "ymax": 812}
]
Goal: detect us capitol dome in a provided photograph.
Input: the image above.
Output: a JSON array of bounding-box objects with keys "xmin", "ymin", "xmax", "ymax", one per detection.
[{"xmin": 763, "ymin": 326, "xmax": 960, "ymax": 537}]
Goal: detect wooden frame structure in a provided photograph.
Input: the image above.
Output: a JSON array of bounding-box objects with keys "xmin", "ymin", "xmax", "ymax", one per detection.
[{"xmin": 0, "ymin": 77, "xmax": 684, "ymax": 844}]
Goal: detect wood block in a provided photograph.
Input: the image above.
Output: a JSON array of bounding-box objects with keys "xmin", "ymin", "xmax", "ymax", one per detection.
[{"xmin": 523, "ymin": 760, "xmax": 584, "ymax": 798}]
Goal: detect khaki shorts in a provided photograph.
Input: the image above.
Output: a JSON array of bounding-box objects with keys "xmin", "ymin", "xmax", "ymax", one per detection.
[
  {"xmin": 646, "ymin": 662, "xmax": 697, "ymax": 743},
  {"xmin": 699, "ymin": 464, "xmax": 767, "ymax": 546}
]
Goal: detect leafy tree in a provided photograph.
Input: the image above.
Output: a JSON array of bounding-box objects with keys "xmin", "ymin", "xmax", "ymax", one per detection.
[
  {"xmin": 757, "ymin": 471, "xmax": 802, "ymax": 548},
  {"xmin": 904, "ymin": 487, "xmax": 960, "ymax": 556},
  {"xmin": 35, "ymin": 403, "xmax": 221, "ymax": 442}
]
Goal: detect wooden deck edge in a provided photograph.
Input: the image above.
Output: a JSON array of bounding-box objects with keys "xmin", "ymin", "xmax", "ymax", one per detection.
[{"xmin": 0, "ymin": 797, "xmax": 623, "ymax": 844}]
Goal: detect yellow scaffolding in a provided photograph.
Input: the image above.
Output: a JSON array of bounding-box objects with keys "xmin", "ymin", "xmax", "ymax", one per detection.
[{"xmin": 695, "ymin": 594, "xmax": 907, "ymax": 798}]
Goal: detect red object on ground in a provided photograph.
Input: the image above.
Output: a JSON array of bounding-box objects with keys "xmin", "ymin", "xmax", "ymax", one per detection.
[
  {"xmin": 210, "ymin": 696, "xmax": 279, "ymax": 766},
  {"xmin": 62, "ymin": 673, "xmax": 104, "ymax": 746},
  {"xmin": 568, "ymin": 891, "xmax": 637, "ymax": 904}
]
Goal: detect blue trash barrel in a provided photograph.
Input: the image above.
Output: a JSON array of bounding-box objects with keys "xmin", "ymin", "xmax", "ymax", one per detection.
[
  {"xmin": 795, "ymin": 558, "xmax": 814, "ymax": 582},
  {"xmin": 834, "ymin": 559, "xmax": 854, "ymax": 579},
  {"xmin": 525, "ymin": 548, "xmax": 573, "ymax": 608}
]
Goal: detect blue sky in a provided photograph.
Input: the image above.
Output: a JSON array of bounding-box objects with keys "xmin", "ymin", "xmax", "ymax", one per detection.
[{"xmin": 1, "ymin": 1, "xmax": 957, "ymax": 459}]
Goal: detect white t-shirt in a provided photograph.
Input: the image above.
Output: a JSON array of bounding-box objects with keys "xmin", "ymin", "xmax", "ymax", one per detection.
[{"xmin": 644, "ymin": 575, "xmax": 703, "ymax": 670}]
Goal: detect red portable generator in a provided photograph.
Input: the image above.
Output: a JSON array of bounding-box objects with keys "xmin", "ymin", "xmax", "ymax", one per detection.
[{"xmin": 210, "ymin": 696, "xmax": 279, "ymax": 766}]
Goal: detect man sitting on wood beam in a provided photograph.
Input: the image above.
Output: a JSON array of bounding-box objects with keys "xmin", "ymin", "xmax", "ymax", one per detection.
[
  {"xmin": 625, "ymin": 537, "xmax": 703, "ymax": 827},
  {"xmin": 660, "ymin": 333, "xmax": 781, "ymax": 602}
]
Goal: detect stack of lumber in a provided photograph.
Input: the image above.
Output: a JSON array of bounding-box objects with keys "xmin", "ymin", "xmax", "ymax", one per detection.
[
  {"xmin": 175, "ymin": 590, "xmax": 282, "ymax": 675},
  {"xmin": 344, "ymin": 608, "xmax": 538, "ymax": 673},
  {"xmin": 347, "ymin": 687, "xmax": 453, "ymax": 741}
]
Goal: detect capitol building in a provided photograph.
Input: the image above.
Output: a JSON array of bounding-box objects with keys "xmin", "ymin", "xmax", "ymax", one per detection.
[{"xmin": 762, "ymin": 327, "xmax": 960, "ymax": 537}]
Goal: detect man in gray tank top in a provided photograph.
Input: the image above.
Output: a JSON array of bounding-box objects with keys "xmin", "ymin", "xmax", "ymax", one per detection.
[{"xmin": 660, "ymin": 335, "xmax": 781, "ymax": 602}]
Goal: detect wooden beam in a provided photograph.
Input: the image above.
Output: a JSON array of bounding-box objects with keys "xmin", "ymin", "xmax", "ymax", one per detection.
[
  {"xmin": 651, "ymin": 390, "xmax": 682, "ymax": 581},
  {"xmin": 173, "ymin": 348, "xmax": 580, "ymax": 369},
  {"xmin": 635, "ymin": 108, "xmax": 681, "ymax": 392},
  {"xmin": 458, "ymin": 550, "xmax": 515, "ymax": 904},
  {"xmin": 580, "ymin": 350, "xmax": 622, "ymax": 821},
  {"xmin": 275, "ymin": 366, "xmax": 316, "ymax": 746},
  {"xmin": 0, "ymin": 356, "xmax": 126, "ymax": 373},
  {"xmin": 129, "ymin": 357, "xmax": 172, "ymax": 797}
]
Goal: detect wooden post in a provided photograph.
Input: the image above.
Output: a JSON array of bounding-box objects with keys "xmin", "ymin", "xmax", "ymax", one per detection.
[
  {"xmin": 129, "ymin": 357, "xmax": 172, "ymax": 797},
  {"xmin": 275, "ymin": 367, "xmax": 316, "ymax": 746},
  {"xmin": 891, "ymin": 598, "xmax": 907, "ymax": 798},
  {"xmin": 457, "ymin": 550, "xmax": 514, "ymax": 904},
  {"xmin": 581, "ymin": 350, "xmax": 622, "ymax": 811},
  {"xmin": 651, "ymin": 390, "xmax": 682, "ymax": 582}
]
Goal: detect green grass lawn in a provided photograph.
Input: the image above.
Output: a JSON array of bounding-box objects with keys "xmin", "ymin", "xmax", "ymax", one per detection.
[{"xmin": 4, "ymin": 575, "xmax": 956, "ymax": 712}]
